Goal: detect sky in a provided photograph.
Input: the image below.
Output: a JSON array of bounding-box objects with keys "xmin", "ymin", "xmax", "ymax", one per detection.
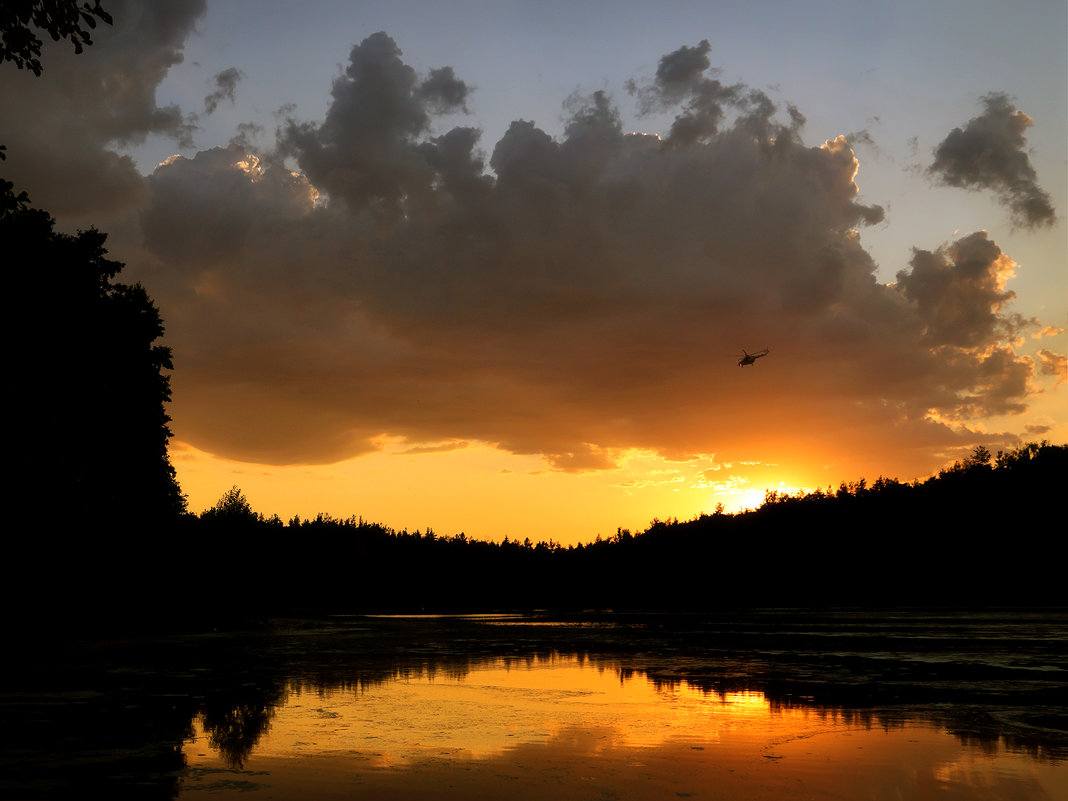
[{"xmin": 3, "ymin": 0, "xmax": 1065, "ymax": 543}]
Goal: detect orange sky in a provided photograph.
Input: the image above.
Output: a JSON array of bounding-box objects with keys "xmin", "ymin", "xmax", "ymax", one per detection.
[
  {"xmin": 173, "ymin": 439, "xmax": 802, "ymax": 543},
  {"xmin": 171, "ymin": 387, "xmax": 1066, "ymax": 546}
]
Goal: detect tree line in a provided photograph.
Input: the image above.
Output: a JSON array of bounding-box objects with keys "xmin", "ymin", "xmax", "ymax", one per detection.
[
  {"xmin": 5, "ymin": 169, "xmax": 1063, "ymax": 625},
  {"xmin": 3, "ymin": 7, "xmax": 1063, "ymax": 628},
  {"xmin": 170, "ymin": 440, "xmax": 1064, "ymax": 618}
]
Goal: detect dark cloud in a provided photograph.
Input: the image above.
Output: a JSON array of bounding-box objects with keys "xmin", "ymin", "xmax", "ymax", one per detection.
[
  {"xmin": 414, "ymin": 66, "xmax": 470, "ymax": 114},
  {"xmin": 124, "ymin": 39, "xmax": 1051, "ymax": 475},
  {"xmin": 279, "ymin": 32, "xmax": 471, "ymax": 218},
  {"xmin": 628, "ymin": 40, "xmax": 811, "ymax": 153},
  {"xmin": 204, "ymin": 67, "xmax": 244, "ymax": 114},
  {"xmin": 884, "ymin": 232, "xmax": 1049, "ymax": 419},
  {"xmin": 0, "ymin": 0, "xmax": 206, "ymax": 217},
  {"xmin": 652, "ymin": 39, "xmax": 713, "ymax": 100},
  {"xmin": 630, "ymin": 40, "xmax": 741, "ymax": 147},
  {"xmin": 894, "ymin": 231, "xmax": 1023, "ymax": 349},
  {"xmin": 142, "ymin": 146, "xmax": 318, "ymax": 268},
  {"xmin": 929, "ymin": 93, "xmax": 1056, "ymax": 228},
  {"xmin": 6, "ymin": 23, "xmax": 1055, "ymax": 476}
]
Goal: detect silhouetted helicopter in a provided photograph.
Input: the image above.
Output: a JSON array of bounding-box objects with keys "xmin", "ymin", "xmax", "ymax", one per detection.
[{"xmin": 736, "ymin": 347, "xmax": 770, "ymax": 367}]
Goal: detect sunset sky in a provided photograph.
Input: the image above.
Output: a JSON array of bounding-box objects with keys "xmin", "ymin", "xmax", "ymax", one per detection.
[{"xmin": 3, "ymin": 0, "xmax": 1065, "ymax": 543}]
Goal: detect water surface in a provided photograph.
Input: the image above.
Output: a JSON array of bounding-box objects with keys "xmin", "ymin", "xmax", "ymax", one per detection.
[
  {"xmin": 2, "ymin": 610, "xmax": 1065, "ymax": 799},
  {"xmin": 180, "ymin": 653, "xmax": 1065, "ymax": 800}
]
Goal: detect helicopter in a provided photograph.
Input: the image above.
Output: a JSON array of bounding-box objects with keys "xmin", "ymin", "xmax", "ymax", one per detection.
[{"xmin": 736, "ymin": 347, "xmax": 770, "ymax": 367}]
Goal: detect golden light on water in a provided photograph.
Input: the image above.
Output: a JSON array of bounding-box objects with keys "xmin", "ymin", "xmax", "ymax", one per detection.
[
  {"xmin": 180, "ymin": 655, "xmax": 1067, "ymax": 799},
  {"xmin": 256, "ymin": 660, "xmax": 772, "ymax": 763},
  {"xmin": 190, "ymin": 657, "xmax": 772, "ymax": 768}
]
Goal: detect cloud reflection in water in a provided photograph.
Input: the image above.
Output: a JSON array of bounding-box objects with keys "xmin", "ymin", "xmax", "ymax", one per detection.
[{"xmin": 181, "ymin": 655, "xmax": 1065, "ymax": 799}]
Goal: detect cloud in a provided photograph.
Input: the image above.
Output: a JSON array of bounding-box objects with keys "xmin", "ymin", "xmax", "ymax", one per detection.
[
  {"xmin": 0, "ymin": 0, "xmax": 206, "ymax": 217},
  {"xmin": 120, "ymin": 37, "xmax": 1052, "ymax": 480},
  {"xmin": 929, "ymin": 93, "xmax": 1056, "ymax": 228},
  {"xmin": 143, "ymin": 145, "xmax": 318, "ymax": 267},
  {"xmin": 279, "ymin": 32, "xmax": 472, "ymax": 218},
  {"xmin": 629, "ymin": 40, "xmax": 786, "ymax": 150},
  {"xmin": 6, "ymin": 24, "xmax": 1055, "ymax": 480},
  {"xmin": 893, "ymin": 231, "xmax": 1024, "ymax": 349},
  {"xmin": 1033, "ymin": 325, "xmax": 1064, "ymax": 340},
  {"xmin": 204, "ymin": 67, "xmax": 244, "ymax": 114},
  {"xmin": 652, "ymin": 39, "xmax": 714, "ymax": 98},
  {"xmin": 395, "ymin": 441, "xmax": 471, "ymax": 455},
  {"xmin": 1036, "ymin": 349, "xmax": 1067, "ymax": 385}
]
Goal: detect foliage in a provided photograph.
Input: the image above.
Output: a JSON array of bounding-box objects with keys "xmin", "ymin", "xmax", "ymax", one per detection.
[
  {"xmin": 5, "ymin": 181, "xmax": 184, "ymax": 523},
  {"xmin": 0, "ymin": 179, "xmax": 29, "ymax": 210},
  {"xmin": 0, "ymin": 0, "xmax": 111, "ymax": 76},
  {"xmin": 201, "ymin": 486, "xmax": 260, "ymax": 524}
]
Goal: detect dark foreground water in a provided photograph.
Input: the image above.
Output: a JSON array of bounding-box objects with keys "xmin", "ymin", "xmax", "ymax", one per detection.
[{"xmin": 2, "ymin": 609, "xmax": 1066, "ymax": 799}]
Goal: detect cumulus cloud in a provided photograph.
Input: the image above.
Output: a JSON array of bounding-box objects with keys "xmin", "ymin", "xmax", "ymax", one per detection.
[
  {"xmin": 279, "ymin": 32, "xmax": 471, "ymax": 218},
  {"xmin": 893, "ymin": 231, "xmax": 1024, "ymax": 349},
  {"xmin": 628, "ymin": 38, "xmax": 792, "ymax": 150},
  {"xmin": 142, "ymin": 146, "xmax": 318, "ymax": 268},
  {"xmin": 652, "ymin": 39, "xmax": 714, "ymax": 97},
  {"xmin": 204, "ymin": 67, "xmax": 244, "ymax": 114},
  {"xmin": 0, "ymin": 0, "xmax": 206, "ymax": 217},
  {"xmin": 5, "ymin": 22, "xmax": 1057, "ymax": 478},
  {"xmin": 117, "ymin": 36, "xmax": 1054, "ymax": 478},
  {"xmin": 929, "ymin": 93, "xmax": 1056, "ymax": 228},
  {"xmin": 1036, "ymin": 349, "xmax": 1067, "ymax": 384}
]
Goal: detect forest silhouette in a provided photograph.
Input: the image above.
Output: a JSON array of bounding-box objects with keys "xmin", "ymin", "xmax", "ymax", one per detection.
[
  {"xmin": 184, "ymin": 440, "xmax": 1066, "ymax": 617},
  {"xmin": 2, "ymin": 4, "xmax": 1064, "ymax": 626},
  {"xmin": 2, "ymin": 10, "xmax": 1064, "ymax": 801},
  {"xmin": 3, "ymin": 177, "xmax": 1065, "ymax": 626},
  {"xmin": 5, "ymin": 180, "xmax": 184, "ymax": 524},
  {"xmin": 3, "ymin": 173, "xmax": 1064, "ymax": 627}
]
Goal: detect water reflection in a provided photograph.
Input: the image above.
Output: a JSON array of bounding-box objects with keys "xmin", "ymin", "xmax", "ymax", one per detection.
[
  {"xmin": 197, "ymin": 657, "xmax": 776, "ymax": 766},
  {"xmin": 2, "ymin": 612, "xmax": 1066, "ymax": 800},
  {"xmin": 180, "ymin": 654, "xmax": 1066, "ymax": 800}
]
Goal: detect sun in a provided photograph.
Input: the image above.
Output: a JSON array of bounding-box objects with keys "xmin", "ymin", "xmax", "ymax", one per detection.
[
  {"xmin": 715, "ymin": 478, "xmax": 814, "ymax": 515},
  {"xmin": 718, "ymin": 487, "xmax": 768, "ymax": 514}
]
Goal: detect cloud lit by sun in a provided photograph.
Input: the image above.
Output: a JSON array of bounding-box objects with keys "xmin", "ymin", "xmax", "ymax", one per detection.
[{"xmin": 1, "ymin": 1, "xmax": 1063, "ymax": 542}]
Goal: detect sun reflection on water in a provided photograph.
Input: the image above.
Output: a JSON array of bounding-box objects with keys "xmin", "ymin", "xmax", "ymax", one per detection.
[
  {"xmin": 190, "ymin": 656, "xmax": 788, "ymax": 766},
  {"xmin": 181, "ymin": 654, "xmax": 1067, "ymax": 800}
]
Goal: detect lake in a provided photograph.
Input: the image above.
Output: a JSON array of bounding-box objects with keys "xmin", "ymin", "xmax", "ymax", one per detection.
[{"xmin": 2, "ymin": 610, "xmax": 1065, "ymax": 799}]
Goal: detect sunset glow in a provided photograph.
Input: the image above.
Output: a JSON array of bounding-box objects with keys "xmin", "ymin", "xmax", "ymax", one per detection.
[
  {"xmin": 173, "ymin": 438, "xmax": 830, "ymax": 542},
  {"xmin": 6, "ymin": 7, "xmax": 1066, "ymax": 801},
  {"xmin": 177, "ymin": 652, "xmax": 1067, "ymax": 799},
  {"xmin": 1, "ymin": 1, "xmax": 1063, "ymax": 543}
]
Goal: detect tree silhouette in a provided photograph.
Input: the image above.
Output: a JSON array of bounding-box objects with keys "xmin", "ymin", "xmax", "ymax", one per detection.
[
  {"xmin": 0, "ymin": 0, "xmax": 112, "ymax": 76},
  {"xmin": 5, "ymin": 180, "xmax": 184, "ymax": 524},
  {"xmin": 201, "ymin": 486, "xmax": 259, "ymax": 524},
  {"xmin": 1, "ymin": 1, "xmax": 110, "ymax": 162},
  {"xmin": 168, "ymin": 440, "xmax": 1065, "ymax": 615}
]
